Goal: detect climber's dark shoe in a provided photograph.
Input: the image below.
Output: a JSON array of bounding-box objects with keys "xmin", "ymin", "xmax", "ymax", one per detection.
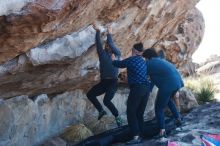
[{"xmin": 98, "ymin": 110, "xmax": 107, "ymax": 120}]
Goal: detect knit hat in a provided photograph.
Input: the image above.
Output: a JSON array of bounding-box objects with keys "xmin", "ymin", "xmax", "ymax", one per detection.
[{"xmin": 133, "ymin": 43, "xmax": 144, "ymax": 52}]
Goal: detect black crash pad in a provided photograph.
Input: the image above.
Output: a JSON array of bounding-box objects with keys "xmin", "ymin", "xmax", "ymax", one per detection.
[{"xmin": 75, "ymin": 118, "xmax": 176, "ymax": 146}]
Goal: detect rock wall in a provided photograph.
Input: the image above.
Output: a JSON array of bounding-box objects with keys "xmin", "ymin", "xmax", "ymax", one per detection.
[
  {"xmin": 0, "ymin": 0, "xmax": 204, "ymax": 146},
  {"xmin": 0, "ymin": 88, "xmax": 157, "ymax": 146},
  {"xmin": 0, "ymin": 0, "xmax": 204, "ymax": 99}
]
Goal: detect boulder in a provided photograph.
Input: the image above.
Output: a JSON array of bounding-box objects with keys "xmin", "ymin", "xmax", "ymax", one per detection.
[
  {"xmin": 179, "ymin": 87, "xmax": 199, "ymax": 112},
  {"xmin": 0, "ymin": 0, "xmax": 204, "ymax": 99}
]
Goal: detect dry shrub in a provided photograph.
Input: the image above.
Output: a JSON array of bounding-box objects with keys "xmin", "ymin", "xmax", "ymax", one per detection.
[{"xmin": 61, "ymin": 124, "xmax": 93, "ymax": 142}]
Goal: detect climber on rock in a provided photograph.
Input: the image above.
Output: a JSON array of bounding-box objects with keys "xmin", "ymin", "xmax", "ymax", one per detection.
[
  {"xmin": 86, "ymin": 23, "xmax": 123, "ymax": 127},
  {"xmin": 112, "ymin": 43, "xmax": 151, "ymax": 145},
  {"xmin": 142, "ymin": 48, "xmax": 184, "ymax": 139}
]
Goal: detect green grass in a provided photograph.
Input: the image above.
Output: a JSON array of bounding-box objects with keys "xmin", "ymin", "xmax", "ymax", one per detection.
[{"xmin": 184, "ymin": 76, "xmax": 216, "ymax": 104}]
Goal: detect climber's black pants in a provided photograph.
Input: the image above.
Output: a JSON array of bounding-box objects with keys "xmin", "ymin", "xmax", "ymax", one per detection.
[
  {"xmin": 127, "ymin": 84, "xmax": 149, "ymax": 136},
  {"xmin": 87, "ymin": 79, "xmax": 119, "ymax": 117}
]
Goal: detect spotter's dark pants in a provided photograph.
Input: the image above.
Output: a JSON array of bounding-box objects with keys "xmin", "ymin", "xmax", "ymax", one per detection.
[{"xmin": 127, "ymin": 84, "xmax": 149, "ymax": 136}]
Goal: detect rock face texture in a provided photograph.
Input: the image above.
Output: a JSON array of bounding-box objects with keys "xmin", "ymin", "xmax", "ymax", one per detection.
[
  {"xmin": 0, "ymin": 88, "xmax": 158, "ymax": 146},
  {"xmin": 0, "ymin": 0, "xmax": 204, "ymax": 99},
  {"xmin": 179, "ymin": 88, "xmax": 199, "ymax": 112},
  {"xmin": 153, "ymin": 8, "xmax": 204, "ymax": 76},
  {"xmin": 0, "ymin": 0, "xmax": 205, "ymax": 146},
  {"xmin": 0, "ymin": 86, "xmax": 198, "ymax": 146}
]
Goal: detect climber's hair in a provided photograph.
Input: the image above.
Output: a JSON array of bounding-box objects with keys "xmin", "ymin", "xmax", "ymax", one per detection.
[
  {"xmin": 133, "ymin": 42, "xmax": 144, "ymax": 52},
  {"xmin": 104, "ymin": 43, "xmax": 113, "ymax": 54},
  {"xmin": 143, "ymin": 48, "xmax": 158, "ymax": 59},
  {"xmin": 158, "ymin": 49, "xmax": 166, "ymax": 59}
]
